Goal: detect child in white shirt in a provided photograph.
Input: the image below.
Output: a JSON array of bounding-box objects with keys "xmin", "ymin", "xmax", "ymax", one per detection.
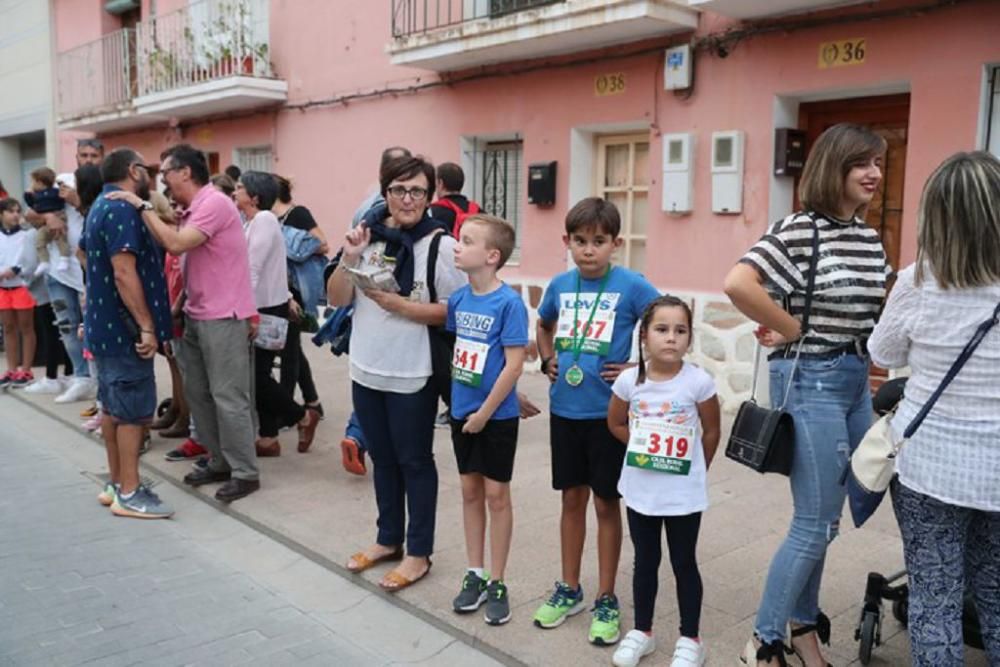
[{"xmin": 607, "ymin": 295, "xmax": 720, "ymax": 667}]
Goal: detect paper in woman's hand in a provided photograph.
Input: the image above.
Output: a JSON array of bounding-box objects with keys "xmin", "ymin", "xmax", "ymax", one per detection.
[{"xmin": 346, "ymin": 266, "xmax": 400, "ymax": 293}]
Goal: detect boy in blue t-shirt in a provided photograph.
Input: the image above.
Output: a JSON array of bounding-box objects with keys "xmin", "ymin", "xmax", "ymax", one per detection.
[
  {"xmin": 533, "ymin": 197, "xmax": 660, "ymax": 646},
  {"xmin": 446, "ymin": 214, "xmax": 529, "ymax": 626}
]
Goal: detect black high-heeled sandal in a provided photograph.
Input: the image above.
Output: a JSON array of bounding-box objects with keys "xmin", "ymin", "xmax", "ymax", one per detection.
[
  {"xmin": 789, "ymin": 611, "xmax": 832, "ymax": 667},
  {"xmin": 741, "ymin": 636, "xmax": 792, "ymax": 666}
]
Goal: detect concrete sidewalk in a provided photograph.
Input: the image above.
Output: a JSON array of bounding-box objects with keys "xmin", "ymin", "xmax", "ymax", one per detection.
[{"xmin": 6, "ymin": 344, "xmax": 990, "ymax": 666}]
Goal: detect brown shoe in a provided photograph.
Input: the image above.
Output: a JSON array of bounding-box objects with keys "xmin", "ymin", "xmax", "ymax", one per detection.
[
  {"xmin": 255, "ymin": 439, "xmax": 281, "ymax": 457},
  {"xmin": 297, "ymin": 407, "xmax": 321, "ymax": 453},
  {"xmin": 215, "ymin": 478, "xmax": 260, "ymax": 503}
]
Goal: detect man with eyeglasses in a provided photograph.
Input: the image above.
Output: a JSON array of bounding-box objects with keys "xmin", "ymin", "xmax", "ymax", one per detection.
[
  {"xmin": 23, "ymin": 137, "xmax": 105, "ymax": 403},
  {"xmin": 80, "ymin": 148, "xmax": 173, "ymax": 518},
  {"xmin": 126, "ymin": 143, "xmax": 260, "ymax": 503}
]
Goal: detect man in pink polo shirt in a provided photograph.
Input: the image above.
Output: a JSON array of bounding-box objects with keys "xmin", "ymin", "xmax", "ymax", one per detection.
[{"xmin": 140, "ymin": 144, "xmax": 260, "ymax": 502}]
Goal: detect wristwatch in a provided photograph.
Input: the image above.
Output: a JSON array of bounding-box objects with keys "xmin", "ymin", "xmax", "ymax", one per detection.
[{"xmin": 138, "ymin": 200, "xmax": 154, "ymax": 211}]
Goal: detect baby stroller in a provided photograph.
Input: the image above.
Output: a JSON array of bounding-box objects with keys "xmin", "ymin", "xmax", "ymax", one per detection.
[{"xmin": 853, "ymin": 377, "xmax": 985, "ymax": 664}]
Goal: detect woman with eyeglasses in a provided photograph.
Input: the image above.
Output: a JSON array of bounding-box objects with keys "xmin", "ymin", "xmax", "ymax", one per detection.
[{"xmin": 327, "ymin": 155, "xmax": 466, "ymax": 592}]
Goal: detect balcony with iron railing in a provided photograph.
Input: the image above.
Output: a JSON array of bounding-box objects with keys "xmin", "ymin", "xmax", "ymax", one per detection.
[
  {"xmin": 56, "ymin": 0, "xmax": 287, "ymax": 132},
  {"xmin": 56, "ymin": 28, "xmax": 136, "ymax": 126},
  {"xmin": 388, "ymin": 0, "xmax": 700, "ymax": 71}
]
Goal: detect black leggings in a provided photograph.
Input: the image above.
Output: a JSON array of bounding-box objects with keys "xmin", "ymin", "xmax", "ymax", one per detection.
[
  {"xmin": 280, "ymin": 319, "xmax": 319, "ymax": 404},
  {"xmin": 34, "ymin": 303, "xmax": 71, "ymax": 379},
  {"xmin": 627, "ymin": 507, "xmax": 703, "ymax": 637},
  {"xmin": 255, "ymin": 304, "xmax": 305, "ymax": 437}
]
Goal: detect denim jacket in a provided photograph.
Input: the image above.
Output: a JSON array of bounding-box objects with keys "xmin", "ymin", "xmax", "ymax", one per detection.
[{"xmin": 281, "ymin": 225, "xmax": 326, "ymax": 316}]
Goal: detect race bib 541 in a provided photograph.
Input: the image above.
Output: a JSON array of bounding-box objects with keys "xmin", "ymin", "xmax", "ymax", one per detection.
[{"xmin": 452, "ymin": 338, "xmax": 489, "ymax": 387}]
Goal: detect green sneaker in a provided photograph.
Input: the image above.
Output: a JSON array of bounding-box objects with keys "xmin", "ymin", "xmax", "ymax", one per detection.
[
  {"xmin": 533, "ymin": 581, "xmax": 585, "ymax": 629},
  {"xmin": 97, "ymin": 482, "xmax": 116, "ymax": 507},
  {"xmin": 589, "ymin": 593, "xmax": 621, "ymax": 645}
]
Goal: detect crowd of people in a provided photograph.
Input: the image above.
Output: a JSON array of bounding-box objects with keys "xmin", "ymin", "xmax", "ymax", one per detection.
[{"xmin": 0, "ymin": 125, "xmax": 997, "ymax": 667}]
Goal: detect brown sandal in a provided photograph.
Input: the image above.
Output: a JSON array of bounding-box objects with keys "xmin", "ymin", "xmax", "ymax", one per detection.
[
  {"xmin": 346, "ymin": 547, "xmax": 403, "ymax": 573},
  {"xmin": 379, "ymin": 558, "xmax": 432, "ymax": 592}
]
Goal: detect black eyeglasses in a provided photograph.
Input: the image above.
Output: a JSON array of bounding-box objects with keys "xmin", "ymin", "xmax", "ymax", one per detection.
[
  {"xmin": 77, "ymin": 139, "xmax": 104, "ymax": 150},
  {"xmin": 386, "ymin": 186, "xmax": 428, "ymax": 201}
]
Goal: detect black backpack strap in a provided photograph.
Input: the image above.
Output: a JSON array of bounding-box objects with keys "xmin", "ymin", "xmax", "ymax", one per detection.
[{"xmin": 427, "ymin": 230, "xmax": 443, "ymax": 303}]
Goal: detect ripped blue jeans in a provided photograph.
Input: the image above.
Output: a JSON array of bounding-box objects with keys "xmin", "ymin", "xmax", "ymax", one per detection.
[{"xmin": 755, "ymin": 353, "xmax": 872, "ymax": 642}]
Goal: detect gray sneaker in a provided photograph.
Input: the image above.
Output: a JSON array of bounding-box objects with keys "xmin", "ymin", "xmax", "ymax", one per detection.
[
  {"xmin": 485, "ymin": 580, "xmax": 511, "ymax": 626},
  {"xmin": 453, "ymin": 570, "xmax": 489, "ymax": 613},
  {"xmin": 111, "ymin": 485, "xmax": 174, "ymax": 519}
]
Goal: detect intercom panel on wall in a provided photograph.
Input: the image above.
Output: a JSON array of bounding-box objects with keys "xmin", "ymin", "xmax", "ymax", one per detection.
[
  {"xmin": 661, "ymin": 133, "xmax": 694, "ymax": 214},
  {"xmin": 711, "ymin": 130, "xmax": 744, "ymax": 214}
]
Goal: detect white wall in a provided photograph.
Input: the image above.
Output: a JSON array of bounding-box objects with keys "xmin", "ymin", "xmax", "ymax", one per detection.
[{"xmin": 0, "ymin": 0, "xmax": 55, "ymax": 194}]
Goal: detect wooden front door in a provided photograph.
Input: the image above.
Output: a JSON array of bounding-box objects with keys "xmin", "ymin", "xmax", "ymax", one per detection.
[{"xmin": 798, "ymin": 93, "xmax": 910, "ymax": 272}]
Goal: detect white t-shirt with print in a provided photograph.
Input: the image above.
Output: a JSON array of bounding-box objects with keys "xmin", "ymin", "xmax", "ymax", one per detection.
[
  {"xmin": 349, "ymin": 232, "xmax": 467, "ymax": 393},
  {"xmin": 611, "ymin": 363, "xmax": 717, "ymax": 516}
]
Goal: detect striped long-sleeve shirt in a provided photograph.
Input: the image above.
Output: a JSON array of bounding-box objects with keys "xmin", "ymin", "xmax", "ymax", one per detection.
[{"xmin": 739, "ymin": 211, "xmax": 890, "ymax": 357}]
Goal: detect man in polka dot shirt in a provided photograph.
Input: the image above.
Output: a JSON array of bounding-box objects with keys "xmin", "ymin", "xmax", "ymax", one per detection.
[{"xmin": 80, "ymin": 147, "xmax": 173, "ymax": 519}]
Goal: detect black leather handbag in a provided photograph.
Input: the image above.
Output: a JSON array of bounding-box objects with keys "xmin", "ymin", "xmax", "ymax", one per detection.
[{"xmin": 725, "ymin": 218, "xmax": 820, "ymax": 476}]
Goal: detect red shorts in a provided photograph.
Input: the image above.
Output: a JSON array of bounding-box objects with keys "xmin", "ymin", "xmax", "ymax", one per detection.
[{"xmin": 0, "ymin": 286, "xmax": 35, "ymax": 310}]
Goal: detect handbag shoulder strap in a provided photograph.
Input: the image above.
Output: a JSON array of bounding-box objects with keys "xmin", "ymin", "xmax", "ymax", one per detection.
[
  {"xmin": 780, "ymin": 213, "xmax": 821, "ymax": 357},
  {"xmin": 799, "ymin": 212, "xmax": 821, "ymax": 335},
  {"xmin": 903, "ymin": 299, "xmax": 1000, "ymax": 438}
]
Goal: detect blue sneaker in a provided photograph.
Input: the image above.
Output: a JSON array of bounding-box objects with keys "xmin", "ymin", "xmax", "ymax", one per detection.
[
  {"xmin": 111, "ymin": 485, "xmax": 174, "ymax": 519},
  {"xmin": 533, "ymin": 581, "xmax": 585, "ymax": 628}
]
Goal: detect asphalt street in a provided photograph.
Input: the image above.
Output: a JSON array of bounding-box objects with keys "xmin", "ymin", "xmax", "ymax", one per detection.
[{"xmin": 0, "ymin": 394, "xmax": 503, "ymax": 667}]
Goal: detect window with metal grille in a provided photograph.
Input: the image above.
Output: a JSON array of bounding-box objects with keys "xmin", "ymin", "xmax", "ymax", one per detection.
[
  {"xmin": 233, "ymin": 145, "xmax": 272, "ymax": 173},
  {"xmin": 470, "ymin": 139, "xmax": 523, "ymax": 261},
  {"xmin": 986, "ymin": 66, "xmax": 1000, "ymax": 158}
]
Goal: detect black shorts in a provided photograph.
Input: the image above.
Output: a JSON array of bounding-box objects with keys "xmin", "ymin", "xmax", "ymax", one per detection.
[
  {"xmin": 550, "ymin": 414, "xmax": 625, "ymax": 500},
  {"xmin": 450, "ymin": 417, "xmax": 519, "ymax": 483}
]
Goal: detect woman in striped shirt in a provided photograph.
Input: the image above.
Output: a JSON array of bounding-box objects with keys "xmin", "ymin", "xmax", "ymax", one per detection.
[
  {"xmin": 868, "ymin": 152, "xmax": 1000, "ymax": 667},
  {"xmin": 724, "ymin": 123, "xmax": 889, "ymax": 667}
]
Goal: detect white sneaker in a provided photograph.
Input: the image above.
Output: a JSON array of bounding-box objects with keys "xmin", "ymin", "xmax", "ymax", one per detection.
[
  {"xmin": 613, "ymin": 630, "xmax": 656, "ymax": 667},
  {"xmin": 24, "ymin": 377, "xmax": 65, "ymax": 394},
  {"xmin": 56, "ymin": 256, "xmax": 72, "ymax": 272},
  {"xmin": 55, "ymin": 378, "xmax": 98, "ymax": 403},
  {"xmin": 670, "ymin": 637, "xmax": 705, "ymax": 667}
]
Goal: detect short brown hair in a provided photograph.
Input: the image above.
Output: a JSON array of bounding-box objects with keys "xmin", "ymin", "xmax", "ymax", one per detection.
[
  {"xmin": 211, "ymin": 173, "xmax": 236, "ymax": 197},
  {"xmin": 435, "ymin": 162, "xmax": 464, "ymax": 192},
  {"xmin": 565, "ymin": 197, "xmax": 621, "ymax": 237},
  {"xmin": 380, "ymin": 155, "xmax": 436, "ymax": 200},
  {"xmin": 30, "ymin": 167, "xmax": 56, "ymax": 189},
  {"xmin": 798, "ymin": 123, "xmax": 886, "ymax": 219},
  {"xmin": 464, "ymin": 214, "xmax": 516, "ymax": 269},
  {"xmin": 915, "ymin": 151, "xmax": 1000, "ymax": 289}
]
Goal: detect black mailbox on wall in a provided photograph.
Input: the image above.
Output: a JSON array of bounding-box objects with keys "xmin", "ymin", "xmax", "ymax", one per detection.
[
  {"xmin": 528, "ymin": 161, "xmax": 557, "ymax": 206},
  {"xmin": 774, "ymin": 128, "xmax": 807, "ymax": 177}
]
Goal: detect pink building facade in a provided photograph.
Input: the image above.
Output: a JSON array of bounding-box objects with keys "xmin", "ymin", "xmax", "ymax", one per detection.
[{"xmin": 53, "ymin": 0, "xmax": 1000, "ymax": 408}]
